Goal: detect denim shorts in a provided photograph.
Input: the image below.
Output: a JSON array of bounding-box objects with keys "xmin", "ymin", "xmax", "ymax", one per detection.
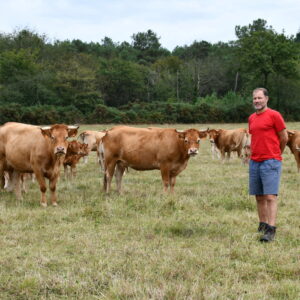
[{"xmin": 249, "ymin": 159, "xmax": 282, "ymax": 195}]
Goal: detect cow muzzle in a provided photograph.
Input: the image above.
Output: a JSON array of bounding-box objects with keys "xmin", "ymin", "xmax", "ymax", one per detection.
[
  {"xmin": 188, "ymin": 148, "xmax": 199, "ymax": 156},
  {"xmin": 55, "ymin": 146, "xmax": 66, "ymax": 155}
]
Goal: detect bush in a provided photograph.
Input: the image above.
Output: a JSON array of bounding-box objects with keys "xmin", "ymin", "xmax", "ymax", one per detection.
[{"xmin": 0, "ymin": 103, "xmax": 23, "ymax": 124}]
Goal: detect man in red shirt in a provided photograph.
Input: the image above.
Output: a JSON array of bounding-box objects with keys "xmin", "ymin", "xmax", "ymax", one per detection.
[{"xmin": 249, "ymin": 88, "xmax": 288, "ymax": 242}]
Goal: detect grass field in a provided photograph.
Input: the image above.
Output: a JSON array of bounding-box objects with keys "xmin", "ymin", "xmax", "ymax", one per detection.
[{"xmin": 1, "ymin": 123, "xmax": 300, "ymax": 299}]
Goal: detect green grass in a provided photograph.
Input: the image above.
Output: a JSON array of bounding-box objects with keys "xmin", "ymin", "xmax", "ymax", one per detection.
[{"xmin": 1, "ymin": 123, "xmax": 300, "ymax": 299}]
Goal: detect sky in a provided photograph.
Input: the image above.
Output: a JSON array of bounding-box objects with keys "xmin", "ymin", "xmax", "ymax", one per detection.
[{"xmin": 0, "ymin": 0, "xmax": 299, "ymax": 51}]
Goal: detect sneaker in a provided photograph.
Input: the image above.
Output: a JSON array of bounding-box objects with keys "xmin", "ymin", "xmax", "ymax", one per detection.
[
  {"xmin": 258, "ymin": 222, "xmax": 269, "ymax": 233},
  {"xmin": 260, "ymin": 225, "xmax": 276, "ymax": 242}
]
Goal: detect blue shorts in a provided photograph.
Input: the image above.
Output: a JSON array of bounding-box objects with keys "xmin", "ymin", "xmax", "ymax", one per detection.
[{"xmin": 249, "ymin": 159, "xmax": 282, "ymax": 195}]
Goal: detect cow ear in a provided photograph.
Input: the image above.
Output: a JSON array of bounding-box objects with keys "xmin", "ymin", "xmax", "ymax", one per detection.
[
  {"xmin": 68, "ymin": 125, "xmax": 79, "ymax": 137},
  {"xmin": 175, "ymin": 129, "xmax": 185, "ymax": 139},
  {"xmin": 198, "ymin": 130, "xmax": 207, "ymax": 139},
  {"xmin": 40, "ymin": 126, "xmax": 52, "ymax": 138}
]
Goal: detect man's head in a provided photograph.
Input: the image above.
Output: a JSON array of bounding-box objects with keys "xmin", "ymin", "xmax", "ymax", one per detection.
[{"xmin": 253, "ymin": 88, "xmax": 269, "ymax": 113}]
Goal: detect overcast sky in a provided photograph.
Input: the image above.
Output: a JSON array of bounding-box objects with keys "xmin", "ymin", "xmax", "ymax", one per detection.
[{"xmin": 0, "ymin": 0, "xmax": 299, "ymax": 50}]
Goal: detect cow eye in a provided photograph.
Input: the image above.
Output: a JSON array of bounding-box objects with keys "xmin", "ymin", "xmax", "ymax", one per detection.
[
  {"xmin": 184, "ymin": 138, "xmax": 188, "ymax": 143},
  {"xmin": 197, "ymin": 139, "xmax": 201, "ymax": 144},
  {"xmin": 65, "ymin": 137, "xmax": 68, "ymax": 140},
  {"xmin": 50, "ymin": 136, "xmax": 55, "ymax": 140}
]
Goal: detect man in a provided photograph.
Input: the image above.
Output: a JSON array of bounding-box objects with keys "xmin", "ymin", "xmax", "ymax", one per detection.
[{"xmin": 249, "ymin": 88, "xmax": 288, "ymax": 242}]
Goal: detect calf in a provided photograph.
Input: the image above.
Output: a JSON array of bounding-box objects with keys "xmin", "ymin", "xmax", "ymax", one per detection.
[{"xmin": 63, "ymin": 141, "xmax": 89, "ymax": 179}]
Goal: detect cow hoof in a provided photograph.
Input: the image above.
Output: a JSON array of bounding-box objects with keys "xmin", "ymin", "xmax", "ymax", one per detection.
[
  {"xmin": 40, "ymin": 202, "xmax": 47, "ymax": 208},
  {"xmin": 52, "ymin": 202, "xmax": 58, "ymax": 207}
]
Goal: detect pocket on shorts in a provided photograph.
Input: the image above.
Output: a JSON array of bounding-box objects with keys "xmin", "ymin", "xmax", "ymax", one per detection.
[{"xmin": 264, "ymin": 159, "xmax": 281, "ymax": 172}]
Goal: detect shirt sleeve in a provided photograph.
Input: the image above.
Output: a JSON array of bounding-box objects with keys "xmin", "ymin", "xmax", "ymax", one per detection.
[{"xmin": 273, "ymin": 111, "xmax": 286, "ymax": 132}]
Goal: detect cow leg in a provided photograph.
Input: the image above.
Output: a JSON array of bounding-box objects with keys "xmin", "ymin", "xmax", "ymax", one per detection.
[
  {"xmin": 226, "ymin": 151, "xmax": 231, "ymax": 161},
  {"xmin": 49, "ymin": 176, "xmax": 59, "ymax": 206},
  {"xmin": 294, "ymin": 152, "xmax": 300, "ymax": 172},
  {"xmin": 220, "ymin": 150, "xmax": 226, "ymax": 163},
  {"xmin": 98, "ymin": 142, "xmax": 105, "ymax": 171},
  {"xmin": 64, "ymin": 165, "xmax": 68, "ymax": 179},
  {"xmin": 33, "ymin": 170, "xmax": 48, "ymax": 207},
  {"xmin": 170, "ymin": 175, "xmax": 177, "ymax": 193},
  {"xmin": 21, "ymin": 173, "xmax": 28, "ymax": 193},
  {"xmin": 71, "ymin": 165, "xmax": 77, "ymax": 179},
  {"xmin": 11, "ymin": 170, "xmax": 22, "ymax": 200},
  {"xmin": 115, "ymin": 164, "xmax": 126, "ymax": 193},
  {"xmin": 4, "ymin": 171, "xmax": 13, "ymax": 191},
  {"xmin": 210, "ymin": 144, "xmax": 215, "ymax": 159},
  {"xmin": 83, "ymin": 156, "xmax": 88, "ymax": 164},
  {"xmin": 0, "ymin": 160, "xmax": 5, "ymax": 189},
  {"xmin": 104, "ymin": 161, "xmax": 116, "ymax": 193},
  {"xmin": 160, "ymin": 167, "xmax": 170, "ymax": 192}
]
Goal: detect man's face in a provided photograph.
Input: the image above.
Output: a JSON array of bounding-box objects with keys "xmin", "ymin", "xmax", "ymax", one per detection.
[{"xmin": 253, "ymin": 90, "xmax": 268, "ymax": 112}]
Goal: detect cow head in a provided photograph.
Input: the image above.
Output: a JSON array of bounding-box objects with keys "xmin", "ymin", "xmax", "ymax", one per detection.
[
  {"xmin": 79, "ymin": 142, "xmax": 89, "ymax": 156},
  {"xmin": 176, "ymin": 129, "xmax": 207, "ymax": 156},
  {"xmin": 207, "ymin": 129, "xmax": 221, "ymax": 144},
  {"xmin": 287, "ymin": 130, "xmax": 300, "ymax": 152},
  {"xmin": 40, "ymin": 124, "xmax": 79, "ymax": 155},
  {"xmin": 67, "ymin": 141, "xmax": 89, "ymax": 156},
  {"xmin": 286, "ymin": 130, "xmax": 295, "ymax": 149},
  {"xmin": 67, "ymin": 141, "xmax": 81, "ymax": 155}
]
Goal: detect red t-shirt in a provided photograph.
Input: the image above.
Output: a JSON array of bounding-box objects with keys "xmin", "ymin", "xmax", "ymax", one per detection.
[{"xmin": 248, "ymin": 108, "xmax": 286, "ymax": 162}]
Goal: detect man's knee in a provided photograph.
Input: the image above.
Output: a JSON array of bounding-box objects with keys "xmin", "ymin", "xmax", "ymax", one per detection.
[{"xmin": 265, "ymin": 194, "xmax": 277, "ymax": 202}]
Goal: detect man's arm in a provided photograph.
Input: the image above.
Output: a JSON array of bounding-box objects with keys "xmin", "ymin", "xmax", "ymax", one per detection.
[{"xmin": 278, "ymin": 129, "xmax": 288, "ymax": 154}]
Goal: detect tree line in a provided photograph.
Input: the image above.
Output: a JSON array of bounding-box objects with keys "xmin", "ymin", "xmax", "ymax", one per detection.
[{"xmin": 0, "ymin": 19, "xmax": 299, "ymax": 124}]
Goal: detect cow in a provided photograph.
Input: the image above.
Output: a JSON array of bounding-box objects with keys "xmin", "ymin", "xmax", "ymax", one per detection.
[
  {"xmin": 287, "ymin": 130, "xmax": 300, "ymax": 172},
  {"xmin": 208, "ymin": 128, "xmax": 249, "ymax": 162},
  {"xmin": 100, "ymin": 126, "xmax": 207, "ymax": 193},
  {"xmin": 77, "ymin": 130, "xmax": 106, "ymax": 163},
  {"xmin": 0, "ymin": 122, "xmax": 79, "ymax": 206},
  {"xmin": 63, "ymin": 141, "xmax": 89, "ymax": 179}
]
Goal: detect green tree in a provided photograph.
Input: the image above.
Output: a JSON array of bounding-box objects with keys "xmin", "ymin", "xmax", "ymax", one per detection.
[
  {"xmin": 235, "ymin": 19, "xmax": 299, "ymax": 88},
  {"xmin": 172, "ymin": 40, "xmax": 212, "ymax": 60},
  {"xmin": 50, "ymin": 52, "xmax": 102, "ymax": 112},
  {"xmin": 97, "ymin": 58, "xmax": 146, "ymax": 106},
  {"xmin": 132, "ymin": 29, "xmax": 170, "ymax": 64}
]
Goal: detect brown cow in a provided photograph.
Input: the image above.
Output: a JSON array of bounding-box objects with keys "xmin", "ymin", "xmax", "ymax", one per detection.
[
  {"xmin": 101, "ymin": 126, "xmax": 207, "ymax": 193},
  {"xmin": 0, "ymin": 122, "xmax": 78, "ymax": 206},
  {"xmin": 287, "ymin": 130, "xmax": 300, "ymax": 172},
  {"xmin": 63, "ymin": 141, "xmax": 89, "ymax": 179},
  {"xmin": 208, "ymin": 128, "xmax": 249, "ymax": 162},
  {"xmin": 77, "ymin": 130, "xmax": 106, "ymax": 163}
]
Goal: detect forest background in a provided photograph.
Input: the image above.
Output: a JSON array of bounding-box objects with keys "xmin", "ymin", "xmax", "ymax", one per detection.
[{"xmin": 0, "ymin": 19, "xmax": 299, "ymax": 125}]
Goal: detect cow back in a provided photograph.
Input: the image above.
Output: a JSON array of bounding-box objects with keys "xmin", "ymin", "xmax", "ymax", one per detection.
[{"xmin": 102, "ymin": 126, "xmax": 185, "ymax": 170}]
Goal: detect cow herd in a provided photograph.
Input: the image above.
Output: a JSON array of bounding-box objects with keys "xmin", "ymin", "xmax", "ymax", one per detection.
[{"xmin": 0, "ymin": 122, "xmax": 299, "ymax": 207}]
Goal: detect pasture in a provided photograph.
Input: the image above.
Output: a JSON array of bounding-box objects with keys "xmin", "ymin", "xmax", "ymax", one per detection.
[{"xmin": 0, "ymin": 123, "xmax": 300, "ymax": 299}]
